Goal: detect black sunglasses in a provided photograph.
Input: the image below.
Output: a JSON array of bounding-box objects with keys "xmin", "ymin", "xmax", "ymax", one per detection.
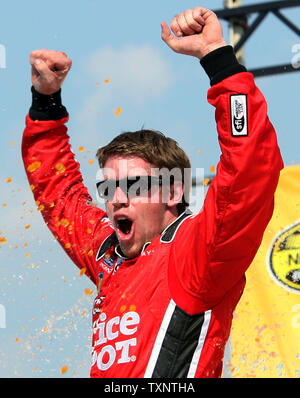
[{"xmin": 96, "ymin": 175, "xmax": 172, "ymax": 201}]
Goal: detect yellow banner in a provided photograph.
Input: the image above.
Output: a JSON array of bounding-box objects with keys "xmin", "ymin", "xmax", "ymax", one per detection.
[{"xmin": 229, "ymin": 165, "xmax": 300, "ymax": 378}]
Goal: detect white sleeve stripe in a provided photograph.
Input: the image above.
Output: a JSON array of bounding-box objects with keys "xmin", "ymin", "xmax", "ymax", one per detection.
[
  {"xmin": 143, "ymin": 299, "xmax": 176, "ymax": 378},
  {"xmin": 187, "ymin": 309, "xmax": 212, "ymax": 378}
]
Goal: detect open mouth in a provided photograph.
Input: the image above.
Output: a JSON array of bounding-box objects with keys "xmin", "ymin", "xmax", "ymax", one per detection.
[
  {"xmin": 115, "ymin": 216, "xmax": 134, "ymax": 238},
  {"xmin": 118, "ymin": 218, "xmax": 132, "ymax": 234}
]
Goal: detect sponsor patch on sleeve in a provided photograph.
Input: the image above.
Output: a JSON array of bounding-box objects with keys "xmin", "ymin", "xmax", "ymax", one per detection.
[{"xmin": 230, "ymin": 94, "xmax": 248, "ymax": 137}]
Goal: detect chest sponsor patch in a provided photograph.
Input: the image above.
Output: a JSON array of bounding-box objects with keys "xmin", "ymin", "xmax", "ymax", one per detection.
[
  {"xmin": 92, "ymin": 310, "xmax": 140, "ymax": 371},
  {"xmin": 103, "ymin": 253, "xmax": 115, "ymax": 268},
  {"xmin": 230, "ymin": 94, "xmax": 248, "ymax": 137}
]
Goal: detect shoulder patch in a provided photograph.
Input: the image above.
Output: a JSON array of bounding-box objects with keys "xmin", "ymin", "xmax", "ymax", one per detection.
[{"xmin": 230, "ymin": 94, "xmax": 248, "ymax": 137}]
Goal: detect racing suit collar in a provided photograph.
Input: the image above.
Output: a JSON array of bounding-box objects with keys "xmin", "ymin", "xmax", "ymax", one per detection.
[
  {"xmin": 160, "ymin": 209, "xmax": 193, "ymax": 243},
  {"xmin": 96, "ymin": 209, "xmax": 192, "ymax": 262},
  {"xmin": 114, "ymin": 241, "xmax": 151, "ymax": 260}
]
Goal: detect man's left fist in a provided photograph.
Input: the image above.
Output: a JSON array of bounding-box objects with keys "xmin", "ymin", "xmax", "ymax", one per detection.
[{"xmin": 161, "ymin": 7, "xmax": 227, "ymax": 59}]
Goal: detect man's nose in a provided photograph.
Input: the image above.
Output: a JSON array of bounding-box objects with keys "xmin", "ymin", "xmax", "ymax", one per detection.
[{"xmin": 112, "ymin": 186, "xmax": 129, "ymax": 207}]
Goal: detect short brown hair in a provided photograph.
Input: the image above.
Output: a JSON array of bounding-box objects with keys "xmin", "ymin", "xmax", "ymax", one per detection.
[{"xmin": 96, "ymin": 129, "xmax": 191, "ymax": 214}]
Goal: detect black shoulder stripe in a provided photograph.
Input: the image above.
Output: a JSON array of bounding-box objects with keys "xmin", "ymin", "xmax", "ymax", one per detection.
[
  {"xmin": 96, "ymin": 232, "xmax": 118, "ymax": 261},
  {"xmin": 160, "ymin": 210, "xmax": 192, "ymax": 243}
]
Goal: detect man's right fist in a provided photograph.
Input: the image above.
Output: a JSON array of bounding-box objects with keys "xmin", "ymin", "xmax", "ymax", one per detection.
[{"xmin": 30, "ymin": 49, "xmax": 72, "ymax": 95}]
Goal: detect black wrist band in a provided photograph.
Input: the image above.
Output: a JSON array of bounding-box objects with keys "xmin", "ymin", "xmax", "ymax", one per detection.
[
  {"xmin": 200, "ymin": 45, "xmax": 247, "ymax": 86},
  {"xmin": 29, "ymin": 86, "xmax": 68, "ymax": 121}
]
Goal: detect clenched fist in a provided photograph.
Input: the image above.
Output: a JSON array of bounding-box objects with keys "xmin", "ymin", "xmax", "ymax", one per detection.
[
  {"xmin": 30, "ymin": 49, "xmax": 72, "ymax": 95},
  {"xmin": 161, "ymin": 7, "xmax": 227, "ymax": 59}
]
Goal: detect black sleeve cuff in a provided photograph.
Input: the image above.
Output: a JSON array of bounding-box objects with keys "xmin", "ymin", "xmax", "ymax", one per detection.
[
  {"xmin": 29, "ymin": 86, "xmax": 68, "ymax": 121},
  {"xmin": 200, "ymin": 45, "xmax": 247, "ymax": 86}
]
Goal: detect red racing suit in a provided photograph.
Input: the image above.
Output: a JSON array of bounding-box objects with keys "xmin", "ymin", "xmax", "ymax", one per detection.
[{"xmin": 22, "ymin": 46, "xmax": 283, "ymax": 378}]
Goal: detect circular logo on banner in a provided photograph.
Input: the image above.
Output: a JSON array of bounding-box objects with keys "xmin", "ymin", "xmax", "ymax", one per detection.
[{"xmin": 269, "ymin": 222, "xmax": 300, "ymax": 293}]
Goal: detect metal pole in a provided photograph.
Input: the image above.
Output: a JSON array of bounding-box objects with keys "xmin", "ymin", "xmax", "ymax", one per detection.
[{"xmin": 224, "ymin": 0, "xmax": 247, "ymax": 65}]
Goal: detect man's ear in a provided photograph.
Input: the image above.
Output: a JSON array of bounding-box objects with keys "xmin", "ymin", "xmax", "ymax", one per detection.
[{"xmin": 166, "ymin": 181, "xmax": 184, "ymax": 209}]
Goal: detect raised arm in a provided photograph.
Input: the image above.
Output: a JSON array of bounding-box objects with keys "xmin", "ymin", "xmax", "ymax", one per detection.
[
  {"xmin": 161, "ymin": 7, "xmax": 284, "ymax": 309},
  {"xmin": 22, "ymin": 50, "xmax": 113, "ymax": 285}
]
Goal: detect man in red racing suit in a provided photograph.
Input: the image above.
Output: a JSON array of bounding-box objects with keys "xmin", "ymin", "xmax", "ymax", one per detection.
[{"xmin": 22, "ymin": 7, "xmax": 283, "ymax": 378}]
